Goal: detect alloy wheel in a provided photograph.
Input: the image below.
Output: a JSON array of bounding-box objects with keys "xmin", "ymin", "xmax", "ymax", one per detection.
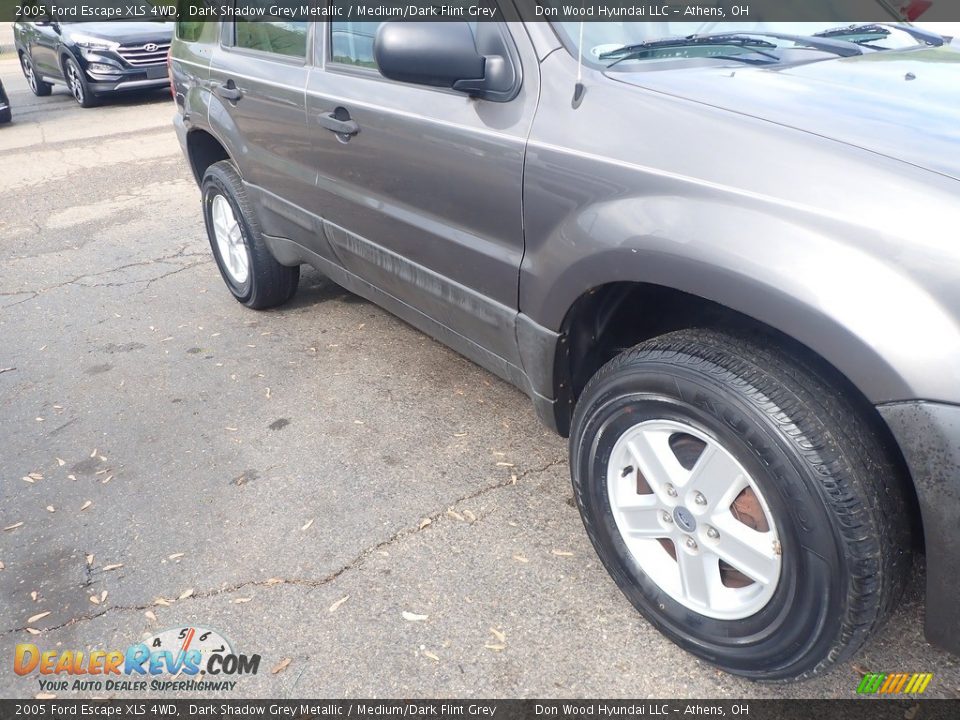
[
  {"xmin": 67, "ymin": 62, "xmax": 84, "ymax": 104},
  {"xmin": 606, "ymin": 419, "xmax": 782, "ymax": 619},
  {"xmin": 22, "ymin": 57, "xmax": 37, "ymax": 93},
  {"xmin": 211, "ymin": 194, "xmax": 249, "ymax": 285}
]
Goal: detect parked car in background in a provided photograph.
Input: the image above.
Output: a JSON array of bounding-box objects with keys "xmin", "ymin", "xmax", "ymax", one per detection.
[
  {"xmin": 13, "ymin": 21, "xmax": 173, "ymax": 107},
  {"xmin": 172, "ymin": 16, "xmax": 960, "ymax": 681},
  {"xmin": 0, "ymin": 79, "xmax": 10, "ymax": 124}
]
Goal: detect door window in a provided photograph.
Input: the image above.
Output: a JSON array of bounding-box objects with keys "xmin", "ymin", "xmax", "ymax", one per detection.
[{"xmin": 233, "ymin": 1, "xmax": 309, "ymax": 58}]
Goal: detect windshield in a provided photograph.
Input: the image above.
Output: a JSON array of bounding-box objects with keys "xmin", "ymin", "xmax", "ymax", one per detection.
[{"xmin": 546, "ymin": 0, "xmax": 950, "ymax": 69}]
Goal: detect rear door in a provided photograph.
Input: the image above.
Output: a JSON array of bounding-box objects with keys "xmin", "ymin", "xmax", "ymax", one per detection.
[
  {"xmin": 304, "ymin": 17, "xmax": 540, "ymax": 367},
  {"xmin": 207, "ymin": 5, "xmax": 315, "ymax": 244}
]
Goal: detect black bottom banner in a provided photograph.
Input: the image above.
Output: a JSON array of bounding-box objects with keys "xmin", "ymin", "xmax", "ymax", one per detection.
[{"xmin": 0, "ymin": 700, "xmax": 957, "ymax": 720}]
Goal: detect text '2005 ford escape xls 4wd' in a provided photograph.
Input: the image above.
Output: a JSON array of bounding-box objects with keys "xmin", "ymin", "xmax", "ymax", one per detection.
[{"xmin": 171, "ymin": 3, "xmax": 960, "ymax": 680}]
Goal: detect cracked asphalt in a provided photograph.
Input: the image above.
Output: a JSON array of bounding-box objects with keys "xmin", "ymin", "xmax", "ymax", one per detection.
[{"xmin": 2, "ymin": 47, "xmax": 960, "ymax": 700}]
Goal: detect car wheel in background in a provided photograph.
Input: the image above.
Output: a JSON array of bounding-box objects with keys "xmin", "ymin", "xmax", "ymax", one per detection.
[
  {"xmin": 20, "ymin": 54, "xmax": 52, "ymax": 97},
  {"xmin": 0, "ymin": 106, "xmax": 10, "ymax": 124},
  {"xmin": 569, "ymin": 328, "xmax": 912, "ymax": 680},
  {"xmin": 63, "ymin": 56, "xmax": 97, "ymax": 108},
  {"xmin": 201, "ymin": 160, "xmax": 300, "ymax": 309}
]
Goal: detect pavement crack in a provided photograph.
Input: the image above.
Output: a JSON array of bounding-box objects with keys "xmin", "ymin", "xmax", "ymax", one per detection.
[{"xmin": 2, "ymin": 458, "xmax": 568, "ymax": 636}]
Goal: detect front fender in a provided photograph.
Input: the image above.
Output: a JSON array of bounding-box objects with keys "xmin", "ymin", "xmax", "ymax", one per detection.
[{"xmin": 521, "ymin": 193, "xmax": 960, "ymax": 406}]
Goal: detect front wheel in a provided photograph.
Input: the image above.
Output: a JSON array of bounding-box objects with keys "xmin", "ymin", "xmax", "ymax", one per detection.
[
  {"xmin": 569, "ymin": 328, "xmax": 912, "ymax": 680},
  {"xmin": 63, "ymin": 56, "xmax": 97, "ymax": 108}
]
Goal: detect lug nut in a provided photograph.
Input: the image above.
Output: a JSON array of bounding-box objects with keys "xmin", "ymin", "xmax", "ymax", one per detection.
[
  {"xmin": 662, "ymin": 511, "xmax": 673, "ymax": 524},
  {"xmin": 694, "ymin": 492, "xmax": 707, "ymax": 506},
  {"xmin": 685, "ymin": 537, "xmax": 698, "ymax": 550},
  {"xmin": 665, "ymin": 484, "xmax": 678, "ymax": 498},
  {"xmin": 706, "ymin": 526, "xmax": 719, "ymax": 540}
]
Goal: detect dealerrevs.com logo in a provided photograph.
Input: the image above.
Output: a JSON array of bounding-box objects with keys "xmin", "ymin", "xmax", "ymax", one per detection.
[{"xmin": 15, "ymin": 626, "xmax": 260, "ymax": 693}]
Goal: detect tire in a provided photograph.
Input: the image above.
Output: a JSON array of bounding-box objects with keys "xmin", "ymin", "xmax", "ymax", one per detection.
[
  {"xmin": 201, "ymin": 160, "xmax": 299, "ymax": 309},
  {"xmin": 20, "ymin": 53, "xmax": 52, "ymax": 97},
  {"xmin": 0, "ymin": 107, "xmax": 10, "ymax": 125},
  {"xmin": 63, "ymin": 56, "xmax": 98, "ymax": 108},
  {"xmin": 569, "ymin": 328, "xmax": 911, "ymax": 680}
]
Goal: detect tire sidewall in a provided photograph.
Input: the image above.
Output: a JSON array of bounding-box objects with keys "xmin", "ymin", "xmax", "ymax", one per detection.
[
  {"xmin": 571, "ymin": 360, "xmax": 848, "ymax": 678},
  {"xmin": 202, "ymin": 167, "xmax": 254, "ymax": 303},
  {"xmin": 64, "ymin": 56, "xmax": 92, "ymax": 106}
]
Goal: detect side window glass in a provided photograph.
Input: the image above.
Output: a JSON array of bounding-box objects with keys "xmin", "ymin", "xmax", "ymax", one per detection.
[
  {"xmin": 234, "ymin": 1, "xmax": 308, "ymax": 58},
  {"xmin": 329, "ymin": 20, "xmax": 383, "ymax": 68}
]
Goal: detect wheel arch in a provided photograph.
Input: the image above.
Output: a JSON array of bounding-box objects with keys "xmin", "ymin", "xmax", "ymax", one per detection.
[{"xmin": 186, "ymin": 128, "xmax": 232, "ymax": 186}]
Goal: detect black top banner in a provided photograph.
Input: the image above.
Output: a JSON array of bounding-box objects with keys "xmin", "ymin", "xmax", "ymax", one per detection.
[
  {"xmin": 4, "ymin": 0, "xmax": 960, "ymax": 23},
  {"xmin": 0, "ymin": 700, "xmax": 959, "ymax": 720}
]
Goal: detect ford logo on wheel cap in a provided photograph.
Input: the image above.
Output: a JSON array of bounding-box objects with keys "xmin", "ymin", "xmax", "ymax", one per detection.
[
  {"xmin": 144, "ymin": 43, "xmax": 158, "ymax": 52},
  {"xmin": 673, "ymin": 506, "xmax": 697, "ymax": 533}
]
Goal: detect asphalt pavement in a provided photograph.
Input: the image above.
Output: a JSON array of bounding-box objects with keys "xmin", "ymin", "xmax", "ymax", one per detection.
[{"xmin": 1, "ymin": 47, "xmax": 959, "ymax": 699}]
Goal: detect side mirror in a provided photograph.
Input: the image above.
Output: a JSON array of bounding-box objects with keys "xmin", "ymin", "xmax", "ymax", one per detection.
[{"xmin": 374, "ymin": 22, "xmax": 518, "ymax": 101}]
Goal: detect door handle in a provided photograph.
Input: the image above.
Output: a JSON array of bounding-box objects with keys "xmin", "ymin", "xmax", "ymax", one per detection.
[
  {"xmin": 318, "ymin": 111, "xmax": 359, "ymax": 136},
  {"xmin": 214, "ymin": 81, "xmax": 243, "ymax": 102}
]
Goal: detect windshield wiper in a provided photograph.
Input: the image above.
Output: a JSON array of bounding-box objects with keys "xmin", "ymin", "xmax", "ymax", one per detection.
[
  {"xmin": 600, "ymin": 36, "xmax": 781, "ymax": 68},
  {"xmin": 600, "ymin": 31, "xmax": 863, "ymax": 68},
  {"xmin": 814, "ymin": 23, "xmax": 945, "ymax": 47}
]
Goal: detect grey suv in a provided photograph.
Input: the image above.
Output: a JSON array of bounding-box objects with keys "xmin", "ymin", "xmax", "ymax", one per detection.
[{"xmin": 171, "ymin": 14, "xmax": 960, "ymax": 680}]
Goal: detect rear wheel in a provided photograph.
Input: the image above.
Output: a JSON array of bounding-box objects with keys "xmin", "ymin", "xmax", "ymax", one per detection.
[
  {"xmin": 201, "ymin": 160, "xmax": 299, "ymax": 309},
  {"xmin": 20, "ymin": 53, "xmax": 52, "ymax": 97},
  {"xmin": 569, "ymin": 328, "xmax": 911, "ymax": 680}
]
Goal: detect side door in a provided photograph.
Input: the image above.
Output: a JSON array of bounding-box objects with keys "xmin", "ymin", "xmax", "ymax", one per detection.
[
  {"xmin": 207, "ymin": 6, "xmax": 316, "ymax": 247},
  {"xmin": 304, "ymin": 16, "xmax": 540, "ymax": 368},
  {"xmin": 27, "ymin": 21, "xmax": 62, "ymax": 79}
]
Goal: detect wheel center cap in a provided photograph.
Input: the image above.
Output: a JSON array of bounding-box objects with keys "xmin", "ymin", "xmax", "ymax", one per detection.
[{"xmin": 673, "ymin": 506, "xmax": 697, "ymax": 532}]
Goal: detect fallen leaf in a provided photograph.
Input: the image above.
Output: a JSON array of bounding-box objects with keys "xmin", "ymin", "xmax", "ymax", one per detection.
[
  {"xmin": 265, "ymin": 387, "xmax": 271, "ymax": 399},
  {"xmin": 453, "ymin": 432, "xmax": 468, "ymax": 437},
  {"xmin": 423, "ymin": 650, "xmax": 440, "ymax": 662},
  {"xmin": 301, "ymin": 519, "xmax": 314, "ymax": 531},
  {"xmin": 496, "ymin": 462, "xmax": 515, "ymax": 467},
  {"xmin": 484, "ymin": 644, "xmax": 506, "ymax": 652},
  {"xmin": 232, "ymin": 597, "xmax": 252, "ymax": 604},
  {"xmin": 0, "ymin": 561, "xmax": 5, "ymax": 570},
  {"xmin": 80, "ymin": 501, "xmax": 92, "ymax": 511},
  {"xmin": 28, "ymin": 472, "xmax": 43, "ymax": 480},
  {"xmin": 463, "ymin": 509, "xmax": 476, "ymax": 522},
  {"xmin": 100, "ymin": 591, "xmax": 108, "ymax": 603},
  {"xmin": 402, "ymin": 611, "xmax": 429, "ymax": 622},
  {"xmin": 513, "ymin": 555, "xmax": 529, "ymax": 563},
  {"xmin": 90, "ymin": 448, "xmax": 98, "ymax": 458},
  {"xmin": 46, "ymin": 506, "xmax": 55, "ymax": 513},
  {"xmin": 178, "ymin": 588, "xmax": 194, "ymax": 600},
  {"xmin": 27, "ymin": 611, "xmax": 50, "ymax": 623},
  {"xmin": 418, "ymin": 518, "xmax": 432, "ymax": 530},
  {"xmin": 22, "ymin": 476, "xmax": 35, "ymax": 484},
  {"xmin": 67, "ymin": 475, "xmax": 77, "ymax": 481},
  {"xmin": 86, "ymin": 554, "xmax": 94, "ymax": 567},
  {"xmin": 101, "ymin": 476, "xmax": 113, "ymax": 484},
  {"xmin": 328, "ymin": 595, "xmax": 349, "ymax": 613},
  {"xmin": 30, "ymin": 591, "xmax": 37, "ymax": 601},
  {"xmin": 271, "ymin": 658, "xmax": 291, "ymax": 674},
  {"xmin": 4, "ymin": 522, "xmax": 24, "ymax": 531},
  {"xmin": 89, "ymin": 596, "xmax": 100, "ymax": 605},
  {"xmin": 102, "ymin": 563, "xmax": 123, "ymax": 572},
  {"xmin": 154, "ymin": 598, "xmax": 172, "ymax": 607},
  {"xmin": 168, "ymin": 553, "xmax": 185, "ymax": 560},
  {"xmin": 266, "ymin": 578, "xmax": 283, "ymax": 585},
  {"xmin": 446, "ymin": 509, "xmax": 465, "ymax": 522},
  {"xmin": 26, "ymin": 628, "xmax": 41, "ymax": 635},
  {"xmin": 144, "ymin": 610, "xmax": 157, "ymax": 621},
  {"xmin": 56, "ymin": 458, "xmax": 66, "ymax": 467},
  {"xmin": 552, "ymin": 550, "xmax": 574, "ymax": 557},
  {"xmin": 489, "ymin": 627, "xmax": 506, "ymax": 643}
]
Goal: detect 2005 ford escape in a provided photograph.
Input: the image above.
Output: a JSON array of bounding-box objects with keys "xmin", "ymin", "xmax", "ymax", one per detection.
[{"xmin": 171, "ymin": 4, "xmax": 960, "ymax": 680}]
